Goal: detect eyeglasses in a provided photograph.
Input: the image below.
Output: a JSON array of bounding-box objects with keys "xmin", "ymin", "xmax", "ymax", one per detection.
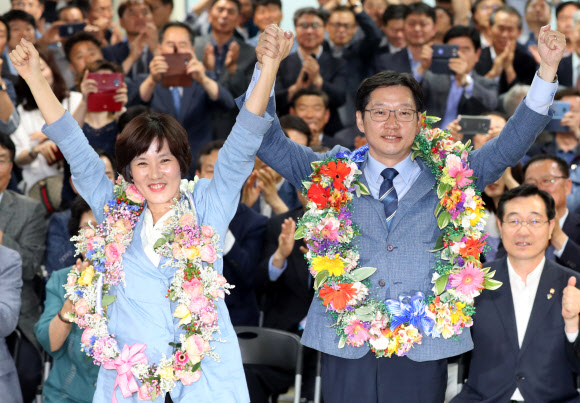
[
  {"xmin": 364, "ymin": 108, "xmax": 417, "ymax": 122},
  {"xmin": 328, "ymin": 22, "xmax": 356, "ymax": 30},
  {"xmin": 524, "ymin": 176, "xmax": 567, "ymax": 187},
  {"xmin": 297, "ymin": 22, "xmax": 323, "ymax": 30},
  {"xmin": 502, "ymin": 218, "xmax": 549, "ymax": 229}
]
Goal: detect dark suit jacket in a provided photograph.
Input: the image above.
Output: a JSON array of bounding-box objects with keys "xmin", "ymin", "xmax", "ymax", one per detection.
[
  {"xmin": 452, "ymin": 258, "xmax": 580, "ymax": 403},
  {"xmin": 557, "ymin": 54, "xmax": 573, "ymax": 87},
  {"xmin": 275, "ymin": 50, "xmax": 347, "ymax": 135},
  {"xmin": 222, "ymin": 203, "xmax": 267, "ymax": 327},
  {"xmin": 371, "ymin": 47, "xmax": 412, "ymax": 76},
  {"xmin": 559, "ymin": 212, "xmax": 580, "ymax": 271},
  {"xmin": 0, "ymin": 190, "xmax": 47, "ymax": 350},
  {"xmin": 474, "ymin": 43, "xmax": 537, "ymax": 94},
  {"xmin": 421, "ymin": 72, "xmax": 498, "ymax": 125},
  {"xmin": 133, "ymin": 74, "xmax": 235, "ymax": 176},
  {"xmin": 526, "ymin": 137, "xmax": 580, "ymax": 167},
  {"xmin": 101, "ymin": 41, "xmax": 154, "ymax": 79},
  {"xmin": 256, "ymin": 207, "xmax": 314, "ymax": 332}
]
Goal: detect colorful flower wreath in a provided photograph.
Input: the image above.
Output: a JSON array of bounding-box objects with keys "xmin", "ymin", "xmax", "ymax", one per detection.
[
  {"xmin": 64, "ymin": 178, "xmax": 232, "ymax": 401},
  {"xmin": 296, "ymin": 114, "xmax": 502, "ymax": 358}
]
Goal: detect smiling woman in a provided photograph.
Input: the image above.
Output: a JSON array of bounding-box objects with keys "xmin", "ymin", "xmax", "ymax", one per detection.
[{"xmin": 9, "ymin": 23, "xmax": 294, "ymax": 402}]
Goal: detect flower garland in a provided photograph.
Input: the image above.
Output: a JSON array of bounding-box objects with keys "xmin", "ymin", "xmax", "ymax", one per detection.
[
  {"xmin": 65, "ymin": 178, "xmax": 232, "ymax": 401},
  {"xmin": 296, "ymin": 114, "xmax": 502, "ymax": 358}
]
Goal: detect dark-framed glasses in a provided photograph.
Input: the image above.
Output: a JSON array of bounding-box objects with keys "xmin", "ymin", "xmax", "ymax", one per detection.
[{"xmin": 364, "ymin": 108, "xmax": 417, "ymax": 122}]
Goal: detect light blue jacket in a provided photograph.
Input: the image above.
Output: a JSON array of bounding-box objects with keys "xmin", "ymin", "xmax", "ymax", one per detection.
[
  {"xmin": 256, "ymin": 78, "xmax": 554, "ymax": 362},
  {"xmin": 42, "ymin": 104, "xmax": 273, "ymax": 402}
]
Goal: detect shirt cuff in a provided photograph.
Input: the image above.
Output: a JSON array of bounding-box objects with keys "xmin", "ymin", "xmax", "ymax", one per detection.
[
  {"xmin": 464, "ymin": 80, "xmax": 474, "ymax": 99},
  {"xmin": 553, "ymin": 237, "xmax": 569, "ymax": 258},
  {"xmin": 244, "ymin": 63, "xmax": 276, "ymax": 103},
  {"xmin": 566, "ymin": 329, "xmax": 578, "ymax": 343},
  {"xmin": 268, "ymin": 254, "xmax": 287, "ymax": 282},
  {"xmin": 223, "ymin": 229, "xmax": 235, "ymax": 255},
  {"xmin": 524, "ymin": 71, "xmax": 558, "ymax": 115}
]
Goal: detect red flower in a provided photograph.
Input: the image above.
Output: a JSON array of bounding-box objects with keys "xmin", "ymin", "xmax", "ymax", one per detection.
[
  {"xmin": 307, "ymin": 183, "xmax": 331, "ymax": 209},
  {"xmin": 459, "ymin": 238, "xmax": 486, "ymax": 259},
  {"xmin": 319, "ymin": 283, "xmax": 357, "ymax": 311},
  {"xmin": 320, "ymin": 161, "xmax": 351, "ymax": 191}
]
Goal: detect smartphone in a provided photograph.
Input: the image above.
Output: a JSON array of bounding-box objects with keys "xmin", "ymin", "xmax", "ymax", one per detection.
[
  {"xmin": 545, "ymin": 100, "xmax": 571, "ymax": 132},
  {"xmin": 458, "ymin": 115, "xmax": 491, "ymax": 135},
  {"xmin": 58, "ymin": 22, "xmax": 86, "ymax": 38},
  {"xmin": 86, "ymin": 72, "xmax": 124, "ymax": 112},
  {"xmin": 161, "ymin": 53, "xmax": 192, "ymax": 88},
  {"xmin": 430, "ymin": 44, "xmax": 459, "ymax": 75}
]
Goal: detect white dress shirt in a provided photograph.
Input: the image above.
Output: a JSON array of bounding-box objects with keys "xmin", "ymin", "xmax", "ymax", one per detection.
[{"xmin": 141, "ymin": 207, "xmax": 174, "ymax": 268}]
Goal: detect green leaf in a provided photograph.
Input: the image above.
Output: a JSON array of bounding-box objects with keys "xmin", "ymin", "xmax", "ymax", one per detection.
[
  {"xmin": 153, "ymin": 237, "xmax": 167, "ymax": 249},
  {"xmin": 101, "ymin": 295, "xmax": 117, "ymax": 307},
  {"xmin": 151, "ymin": 391, "xmax": 157, "ymax": 401},
  {"xmin": 484, "ymin": 278, "xmax": 503, "ymax": 290},
  {"xmin": 294, "ymin": 225, "xmax": 306, "ymax": 240},
  {"xmin": 314, "ymin": 270, "xmax": 329, "ymax": 290},
  {"xmin": 435, "ymin": 274, "xmax": 449, "ymax": 295},
  {"xmin": 355, "ymin": 305, "xmax": 375, "ymax": 321},
  {"xmin": 437, "ymin": 211, "xmax": 451, "ymax": 229},
  {"xmin": 311, "ymin": 160, "xmax": 321, "ymax": 169},
  {"xmin": 355, "ymin": 185, "xmax": 361, "ymax": 198},
  {"xmin": 429, "ymin": 234, "xmax": 445, "ymax": 252},
  {"xmin": 434, "ymin": 203, "xmax": 443, "ymax": 218},
  {"xmin": 437, "ymin": 183, "xmax": 452, "ymax": 199},
  {"xmin": 191, "ymin": 362, "xmax": 201, "ymax": 372},
  {"xmin": 356, "ymin": 181, "xmax": 370, "ymax": 196},
  {"xmin": 411, "ymin": 149, "xmax": 422, "ymax": 161},
  {"xmin": 351, "ymin": 267, "xmax": 377, "ymax": 282},
  {"xmin": 338, "ymin": 337, "xmax": 346, "ymax": 349}
]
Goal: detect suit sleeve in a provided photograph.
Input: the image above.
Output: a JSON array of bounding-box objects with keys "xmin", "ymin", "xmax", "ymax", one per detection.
[
  {"xmin": 256, "ymin": 215, "xmax": 283, "ymax": 293},
  {"xmin": 321, "ymin": 57, "xmax": 347, "ymax": 108},
  {"xmin": 558, "ymin": 239, "xmax": 580, "ymax": 272},
  {"xmin": 0, "ymin": 247, "xmax": 22, "ymax": 338},
  {"xmin": 353, "ymin": 11, "xmax": 383, "ymax": 63},
  {"xmin": 1, "ymin": 199, "xmax": 47, "ymax": 281},
  {"xmin": 465, "ymin": 76, "xmax": 498, "ymax": 111}
]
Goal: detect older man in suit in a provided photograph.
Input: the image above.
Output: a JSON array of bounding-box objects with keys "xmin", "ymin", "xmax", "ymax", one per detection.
[
  {"xmin": 0, "ymin": 133, "xmax": 46, "ymax": 402},
  {"xmin": 137, "ymin": 21, "xmax": 235, "ymax": 175},
  {"xmin": 421, "ymin": 26, "xmax": 498, "ymax": 129},
  {"xmin": 0, "ymin": 245, "xmax": 23, "ymax": 403},
  {"xmin": 452, "ymin": 185, "xmax": 580, "ymax": 403},
  {"xmin": 275, "ymin": 7, "xmax": 347, "ymax": 135},
  {"xmin": 254, "ymin": 23, "xmax": 566, "ymax": 402}
]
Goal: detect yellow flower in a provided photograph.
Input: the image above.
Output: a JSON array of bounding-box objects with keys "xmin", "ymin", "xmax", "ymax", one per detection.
[
  {"xmin": 311, "ymin": 254, "xmax": 345, "ymax": 276},
  {"xmin": 185, "ymin": 246, "xmax": 200, "ymax": 260},
  {"xmin": 173, "ymin": 304, "xmax": 192, "ymax": 326},
  {"xmin": 159, "ymin": 366, "xmax": 176, "ymax": 381},
  {"xmin": 77, "ymin": 266, "xmax": 95, "ymax": 286}
]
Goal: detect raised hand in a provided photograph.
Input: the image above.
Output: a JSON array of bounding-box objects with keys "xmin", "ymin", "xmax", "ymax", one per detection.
[
  {"xmin": 273, "ymin": 217, "xmax": 297, "ymax": 267},
  {"xmin": 563, "ymin": 276, "xmax": 580, "ymax": 333},
  {"xmin": 224, "ymin": 41, "xmax": 240, "ymax": 74},
  {"xmin": 449, "ymin": 50, "xmax": 469, "ymax": 85},
  {"xmin": 79, "ymin": 69, "xmax": 98, "ymax": 100},
  {"xmin": 241, "ymin": 170, "xmax": 261, "ymax": 208},
  {"xmin": 203, "ymin": 43, "xmax": 216, "ymax": 71},
  {"xmin": 256, "ymin": 24, "xmax": 294, "ymax": 68},
  {"xmin": 537, "ymin": 25, "xmax": 566, "ymax": 82},
  {"xmin": 187, "ymin": 52, "xmax": 207, "ymax": 83},
  {"xmin": 149, "ymin": 55, "xmax": 169, "ymax": 82},
  {"xmin": 417, "ymin": 44, "xmax": 433, "ymax": 75},
  {"xmin": 9, "ymin": 38, "xmax": 42, "ymax": 83},
  {"xmin": 113, "ymin": 83, "xmax": 129, "ymax": 107}
]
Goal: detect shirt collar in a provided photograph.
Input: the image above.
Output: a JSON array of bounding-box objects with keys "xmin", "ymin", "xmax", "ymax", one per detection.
[
  {"xmin": 297, "ymin": 45, "xmax": 323, "ymax": 62},
  {"xmin": 507, "ymin": 255, "xmax": 545, "ymax": 287},
  {"xmin": 365, "ymin": 151, "xmax": 417, "ymax": 186},
  {"xmin": 209, "ymin": 34, "xmax": 234, "ymax": 52},
  {"xmin": 0, "ymin": 191, "xmax": 4, "ymax": 206}
]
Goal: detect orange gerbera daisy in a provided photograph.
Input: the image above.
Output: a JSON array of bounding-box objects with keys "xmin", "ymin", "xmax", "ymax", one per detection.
[
  {"xmin": 319, "ymin": 283, "xmax": 357, "ymax": 311},
  {"xmin": 307, "ymin": 183, "xmax": 331, "ymax": 209},
  {"xmin": 459, "ymin": 237, "xmax": 486, "ymax": 259},
  {"xmin": 320, "ymin": 161, "xmax": 351, "ymax": 191}
]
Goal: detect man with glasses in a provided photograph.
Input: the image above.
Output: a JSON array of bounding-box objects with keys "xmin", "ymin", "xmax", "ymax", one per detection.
[
  {"xmin": 275, "ymin": 7, "xmax": 347, "ymax": 135},
  {"xmin": 523, "ymin": 154, "xmax": 580, "ymax": 271},
  {"xmin": 451, "ymin": 184, "xmax": 580, "ymax": 402},
  {"xmin": 254, "ymin": 22, "xmax": 566, "ymax": 402}
]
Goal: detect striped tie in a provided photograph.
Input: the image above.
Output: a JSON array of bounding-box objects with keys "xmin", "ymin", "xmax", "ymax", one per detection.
[{"xmin": 379, "ymin": 168, "xmax": 399, "ymax": 229}]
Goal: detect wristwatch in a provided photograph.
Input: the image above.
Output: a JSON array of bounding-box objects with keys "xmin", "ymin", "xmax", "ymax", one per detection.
[{"xmin": 461, "ymin": 75, "xmax": 473, "ymax": 88}]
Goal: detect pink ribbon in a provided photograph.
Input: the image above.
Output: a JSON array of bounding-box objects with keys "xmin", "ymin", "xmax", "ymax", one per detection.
[{"xmin": 104, "ymin": 343, "xmax": 149, "ymax": 403}]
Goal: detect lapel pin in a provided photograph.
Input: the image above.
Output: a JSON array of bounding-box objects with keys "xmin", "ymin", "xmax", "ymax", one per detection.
[
  {"xmin": 547, "ymin": 288, "xmax": 555, "ymax": 299},
  {"xmin": 547, "ymin": 293, "xmax": 553, "ymax": 299}
]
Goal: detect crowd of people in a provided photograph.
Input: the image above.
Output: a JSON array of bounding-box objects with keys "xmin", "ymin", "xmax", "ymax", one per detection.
[{"xmin": 0, "ymin": 0, "xmax": 580, "ymax": 402}]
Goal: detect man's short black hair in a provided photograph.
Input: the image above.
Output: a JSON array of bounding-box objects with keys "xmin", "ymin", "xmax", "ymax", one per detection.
[
  {"xmin": 356, "ymin": 70, "xmax": 424, "ymax": 114},
  {"xmin": 117, "ymin": 0, "xmax": 153, "ymax": 19},
  {"xmin": 64, "ymin": 31, "xmax": 101, "ymax": 62},
  {"xmin": 497, "ymin": 184, "xmax": 556, "ymax": 221},
  {"xmin": 444, "ymin": 25, "xmax": 481, "ymax": 50},
  {"xmin": 196, "ymin": 139, "xmax": 225, "ymax": 172},
  {"xmin": 68, "ymin": 196, "xmax": 92, "ymax": 237},
  {"xmin": 0, "ymin": 16, "xmax": 11, "ymax": 43},
  {"xmin": 404, "ymin": 3, "xmax": 436, "ymax": 24},
  {"xmin": 0, "ymin": 132, "xmax": 16, "ymax": 163},
  {"xmin": 331, "ymin": 5, "xmax": 356, "ymax": 17},
  {"xmin": 556, "ymin": 1, "xmax": 580, "ymax": 18},
  {"xmin": 280, "ymin": 115, "xmax": 312, "ymax": 145},
  {"xmin": 252, "ymin": 0, "xmax": 281, "ymax": 9},
  {"xmin": 211, "ymin": 0, "xmax": 241, "ymax": 13},
  {"xmin": 435, "ymin": 5, "xmax": 454, "ymax": 25},
  {"xmin": 523, "ymin": 154, "xmax": 570, "ymax": 179},
  {"xmin": 293, "ymin": 7, "xmax": 329, "ymax": 26},
  {"xmin": 471, "ymin": 0, "xmax": 506, "ymax": 17},
  {"xmin": 382, "ymin": 4, "xmax": 407, "ymax": 25},
  {"xmin": 57, "ymin": 2, "xmax": 87, "ymax": 19},
  {"xmin": 4, "ymin": 9, "xmax": 37, "ymax": 30},
  {"xmin": 158, "ymin": 21, "xmax": 195, "ymax": 45},
  {"xmin": 554, "ymin": 87, "xmax": 580, "ymax": 101},
  {"xmin": 290, "ymin": 86, "xmax": 330, "ymax": 109},
  {"xmin": 490, "ymin": 5, "xmax": 522, "ymax": 30}
]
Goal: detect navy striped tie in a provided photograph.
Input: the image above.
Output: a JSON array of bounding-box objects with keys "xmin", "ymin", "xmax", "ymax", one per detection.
[{"xmin": 379, "ymin": 168, "xmax": 398, "ymax": 229}]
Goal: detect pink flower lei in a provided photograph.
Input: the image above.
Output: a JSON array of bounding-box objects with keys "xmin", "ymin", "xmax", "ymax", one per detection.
[
  {"xmin": 295, "ymin": 114, "xmax": 502, "ymax": 358},
  {"xmin": 65, "ymin": 178, "xmax": 232, "ymax": 400}
]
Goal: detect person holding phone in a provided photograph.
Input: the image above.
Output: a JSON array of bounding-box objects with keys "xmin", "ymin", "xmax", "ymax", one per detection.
[{"xmin": 9, "ymin": 23, "xmax": 293, "ymax": 401}]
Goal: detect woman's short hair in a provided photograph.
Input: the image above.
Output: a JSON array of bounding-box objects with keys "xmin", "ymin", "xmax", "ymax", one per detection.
[{"xmin": 115, "ymin": 113, "xmax": 192, "ymax": 182}]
